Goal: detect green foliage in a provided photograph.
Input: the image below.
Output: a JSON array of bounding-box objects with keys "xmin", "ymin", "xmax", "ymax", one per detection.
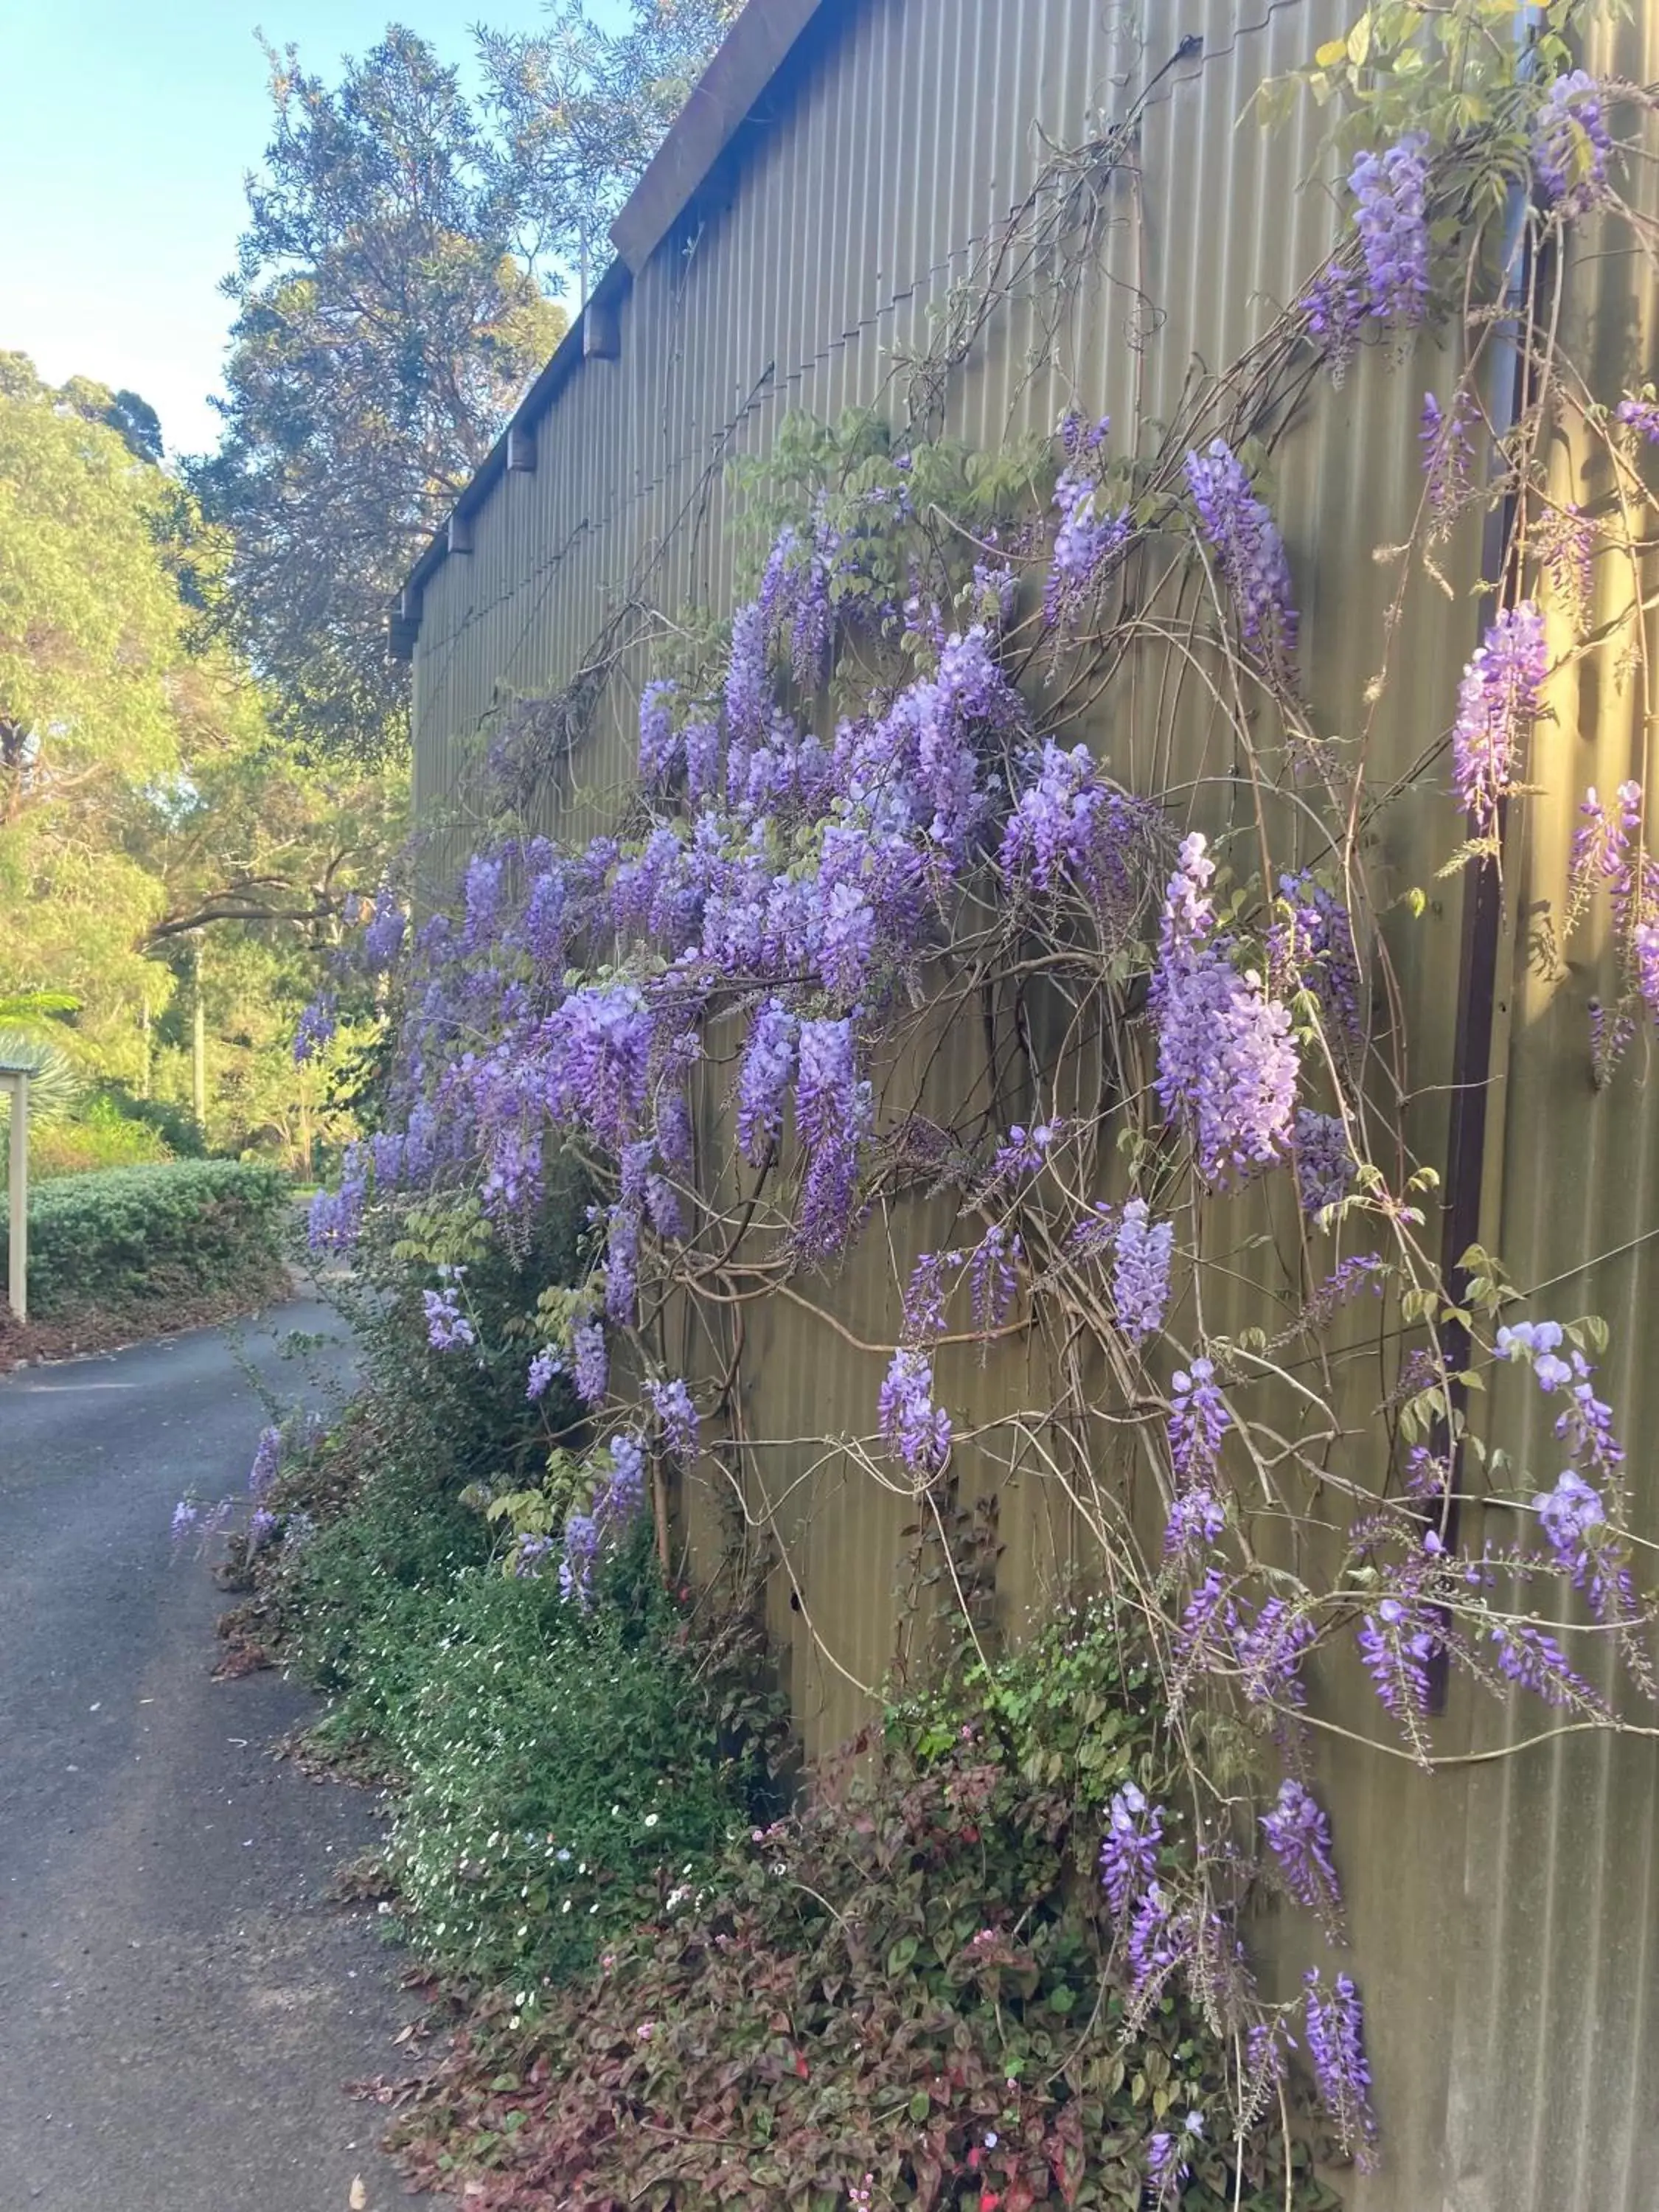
[
  {"xmin": 387, "ymin": 1605, "xmax": 1336, "ymax": 2212},
  {"xmin": 726, "ymin": 406, "xmax": 1047, "ymax": 652},
  {"xmin": 898, "ymin": 1605, "xmax": 1186, "ymax": 1809},
  {"xmin": 0, "ymin": 352, "xmax": 403, "ymax": 1161},
  {"xmin": 479, "ymin": 1, "xmax": 740, "ymax": 288},
  {"xmin": 0, "ymin": 360, "xmax": 182, "ymax": 807},
  {"xmin": 0, "ymin": 1026, "xmax": 81, "ymax": 1124},
  {"xmin": 299, "ymin": 1533, "xmax": 756, "ymax": 1989},
  {"xmin": 5, "ymin": 1159, "xmax": 288, "ymax": 1317},
  {"xmin": 87, "ymin": 1081, "xmax": 207, "ymax": 1159},
  {"xmin": 29, "ymin": 1103, "xmax": 173, "ymax": 1180},
  {"xmin": 1257, "ymin": 0, "xmax": 1588, "ymax": 209},
  {"xmin": 243, "ymin": 1155, "xmax": 765, "ymax": 1992}
]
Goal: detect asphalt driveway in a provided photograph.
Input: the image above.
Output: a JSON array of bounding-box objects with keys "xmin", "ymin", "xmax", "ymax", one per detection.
[{"xmin": 0, "ymin": 1298, "xmax": 428, "ymax": 2211}]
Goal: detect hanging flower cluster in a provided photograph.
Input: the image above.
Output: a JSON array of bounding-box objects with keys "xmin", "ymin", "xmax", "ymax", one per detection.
[
  {"xmin": 1185, "ymin": 439, "xmax": 1299, "ymax": 677},
  {"xmin": 1534, "ymin": 69, "xmax": 1612, "ymax": 215},
  {"xmin": 1151, "ymin": 833, "xmax": 1299, "ymax": 1184},
  {"xmin": 1450, "ymin": 601, "xmax": 1547, "ymax": 829}
]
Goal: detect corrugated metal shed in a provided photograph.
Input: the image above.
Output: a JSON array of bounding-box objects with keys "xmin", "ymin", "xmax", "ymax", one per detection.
[{"xmin": 406, "ymin": 2, "xmax": 1659, "ymax": 2205}]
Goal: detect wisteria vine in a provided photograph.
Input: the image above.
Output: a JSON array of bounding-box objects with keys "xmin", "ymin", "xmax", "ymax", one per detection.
[{"xmin": 288, "ymin": 15, "xmax": 1659, "ymax": 2193}]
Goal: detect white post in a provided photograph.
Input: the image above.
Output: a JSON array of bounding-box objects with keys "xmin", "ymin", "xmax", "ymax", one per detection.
[{"xmin": 4, "ymin": 1071, "xmax": 25, "ymax": 1324}]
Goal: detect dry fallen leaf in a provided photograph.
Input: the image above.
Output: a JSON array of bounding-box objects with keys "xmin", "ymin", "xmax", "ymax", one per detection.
[{"xmin": 349, "ymin": 2178, "xmax": 367, "ymax": 2210}]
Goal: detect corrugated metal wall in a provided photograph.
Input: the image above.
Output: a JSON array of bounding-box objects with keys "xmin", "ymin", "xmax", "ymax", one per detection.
[{"xmin": 410, "ymin": 3, "xmax": 1659, "ymax": 2205}]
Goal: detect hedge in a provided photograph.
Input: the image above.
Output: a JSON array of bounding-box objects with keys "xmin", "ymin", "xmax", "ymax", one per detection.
[{"xmin": 1, "ymin": 1161, "xmax": 291, "ymax": 1318}]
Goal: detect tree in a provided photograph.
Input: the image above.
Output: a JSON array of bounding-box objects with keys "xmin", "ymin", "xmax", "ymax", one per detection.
[
  {"xmin": 194, "ymin": 30, "xmax": 568, "ymax": 764},
  {"xmin": 479, "ymin": 1, "xmax": 740, "ymax": 301},
  {"xmin": 0, "ymin": 358, "xmax": 182, "ymax": 830},
  {"xmin": 0, "ymin": 355, "xmax": 400, "ymax": 1151}
]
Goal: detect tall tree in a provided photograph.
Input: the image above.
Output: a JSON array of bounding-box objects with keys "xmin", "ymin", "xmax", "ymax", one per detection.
[
  {"xmin": 195, "ymin": 29, "xmax": 567, "ymax": 763},
  {"xmin": 479, "ymin": 1, "xmax": 740, "ymax": 301},
  {"xmin": 0, "ymin": 356, "xmax": 181, "ymax": 834}
]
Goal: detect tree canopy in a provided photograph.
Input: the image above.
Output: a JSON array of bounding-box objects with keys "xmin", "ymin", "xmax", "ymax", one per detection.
[
  {"xmin": 479, "ymin": 1, "xmax": 740, "ymax": 298},
  {"xmin": 0, "ymin": 355, "xmax": 399, "ymax": 1151},
  {"xmin": 193, "ymin": 29, "xmax": 568, "ymax": 764},
  {"xmin": 195, "ymin": 4, "xmax": 735, "ymax": 765}
]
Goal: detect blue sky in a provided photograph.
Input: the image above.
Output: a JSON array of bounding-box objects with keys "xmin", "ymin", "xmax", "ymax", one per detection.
[{"xmin": 0, "ymin": 0, "xmax": 619, "ymax": 459}]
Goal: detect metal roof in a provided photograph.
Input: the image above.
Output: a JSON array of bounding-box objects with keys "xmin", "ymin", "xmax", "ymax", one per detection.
[{"xmin": 391, "ymin": 0, "xmax": 830, "ymax": 657}]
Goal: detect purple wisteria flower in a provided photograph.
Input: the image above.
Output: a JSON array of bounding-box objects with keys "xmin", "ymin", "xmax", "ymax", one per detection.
[
  {"xmin": 877, "ymin": 1348, "xmax": 951, "ymax": 1472},
  {"xmin": 1540, "ymin": 501, "xmax": 1596, "ymax": 625},
  {"xmin": 1127, "ymin": 1881, "xmax": 1186, "ymax": 1996},
  {"xmin": 794, "ymin": 1018, "xmax": 869, "ymax": 1261},
  {"xmin": 1450, "ymin": 602, "xmax": 1546, "ymax": 830},
  {"xmin": 1555, "ymin": 1352, "xmax": 1624, "ymax": 1475},
  {"xmin": 1304, "ymin": 1969, "xmax": 1378, "ymax": 2168},
  {"xmin": 293, "ymin": 994, "xmax": 338, "ymax": 1065},
  {"xmin": 1294, "ymin": 1108, "xmax": 1355, "ymax": 1215},
  {"xmin": 1270, "ymin": 870, "xmax": 1365, "ymax": 1052},
  {"xmin": 1357, "ymin": 1594, "xmax": 1437, "ymax": 1725},
  {"xmin": 639, "ymin": 679, "xmax": 681, "ymax": 785},
  {"xmin": 1178, "ymin": 1565, "xmax": 1231, "ymax": 1670},
  {"xmin": 1534, "ymin": 70, "xmax": 1612, "ymax": 216},
  {"xmin": 460, "ymin": 852, "xmax": 504, "ymax": 953},
  {"xmin": 990, "ymin": 1121, "xmax": 1060, "ymax": 1183},
  {"xmin": 422, "ymin": 1270, "xmax": 476, "ymax": 1352},
  {"xmin": 1046, "ymin": 414, "xmax": 1130, "ymax": 629},
  {"xmin": 1113, "ymin": 1198, "xmax": 1172, "ymax": 1341},
  {"xmin": 360, "ymin": 891, "xmax": 406, "ymax": 973},
  {"xmin": 647, "ymin": 1376, "xmax": 699, "ymax": 1461},
  {"xmin": 1146, "ymin": 2112, "xmax": 1203, "ymax": 2199},
  {"xmin": 1617, "ymin": 396, "xmax": 1659, "ymax": 446},
  {"xmin": 1635, "ymin": 921, "xmax": 1659, "ymax": 1018},
  {"xmin": 1533, "ymin": 1468, "xmax": 1609, "ymax": 1587},
  {"xmin": 1185, "ymin": 440, "xmax": 1298, "ymax": 675},
  {"xmin": 572, "ymin": 1320, "xmax": 609, "ymax": 1408},
  {"xmin": 248, "ymin": 1507, "xmax": 279, "ymax": 1554},
  {"xmin": 1152, "ymin": 834, "xmax": 1299, "ymax": 1184},
  {"xmin": 1236, "ymin": 1596, "xmax": 1314, "ymax": 1709},
  {"xmin": 901, "ymin": 1248, "xmax": 960, "ymax": 1343},
  {"xmin": 526, "ymin": 1346, "xmax": 561, "ymax": 1401},
  {"xmin": 170, "ymin": 1499, "xmax": 200, "ymax": 1551},
  {"xmin": 1164, "ymin": 1485, "xmax": 1225, "ymax": 1562},
  {"xmin": 247, "ymin": 1427, "xmax": 281, "ymax": 1503},
  {"xmin": 1571, "ymin": 782, "xmax": 1659, "ymax": 995},
  {"xmin": 1169, "ymin": 1357, "xmax": 1228, "ymax": 1483},
  {"xmin": 307, "ymin": 1171, "xmax": 364, "ymax": 1255},
  {"xmin": 597, "ymin": 1433, "xmax": 647, "ymax": 1528},
  {"xmin": 1351, "ymin": 133, "xmax": 1430, "ymax": 327},
  {"xmin": 1301, "ymin": 260, "xmax": 1363, "ymax": 378},
  {"xmin": 1260, "ymin": 1778, "xmax": 1341, "ymax": 1917},
  {"xmin": 510, "ymin": 1533, "xmax": 556, "ymax": 1579},
  {"xmin": 967, "ymin": 1224, "xmax": 1020, "ymax": 1338},
  {"xmin": 737, "ymin": 999, "xmax": 799, "ymax": 1165},
  {"xmin": 999, "ymin": 740, "xmax": 1157, "ymax": 921},
  {"xmin": 1488, "ymin": 1620, "xmax": 1609, "ymax": 1712},
  {"xmin": 560, "ymin": 1512, "xmax": 599, "ymax": 1607},
  {"xmin": 1099, "ymin": 1782, "xmax": 1164, "ymax": 1917}
]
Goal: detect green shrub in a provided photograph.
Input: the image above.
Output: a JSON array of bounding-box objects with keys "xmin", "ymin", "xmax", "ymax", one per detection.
[
  {"xmin": 31, "ymin": 1097, "xmax": 174, "ymax": 1179},
  {"xmin": 88, "ymin": 1079, "xmax": 207, "ymax": 1158},
  {"xmin": 298, "ymin": 1534, "xmax": 757, "ymax": 1989},
  {"xmin": 5, "ymin": 1158, "xmax": 289, "ymax": 1316},
  {"xmin": 385, "ymin": 1606, "xmax": 1338, "ymax": 2212}
]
